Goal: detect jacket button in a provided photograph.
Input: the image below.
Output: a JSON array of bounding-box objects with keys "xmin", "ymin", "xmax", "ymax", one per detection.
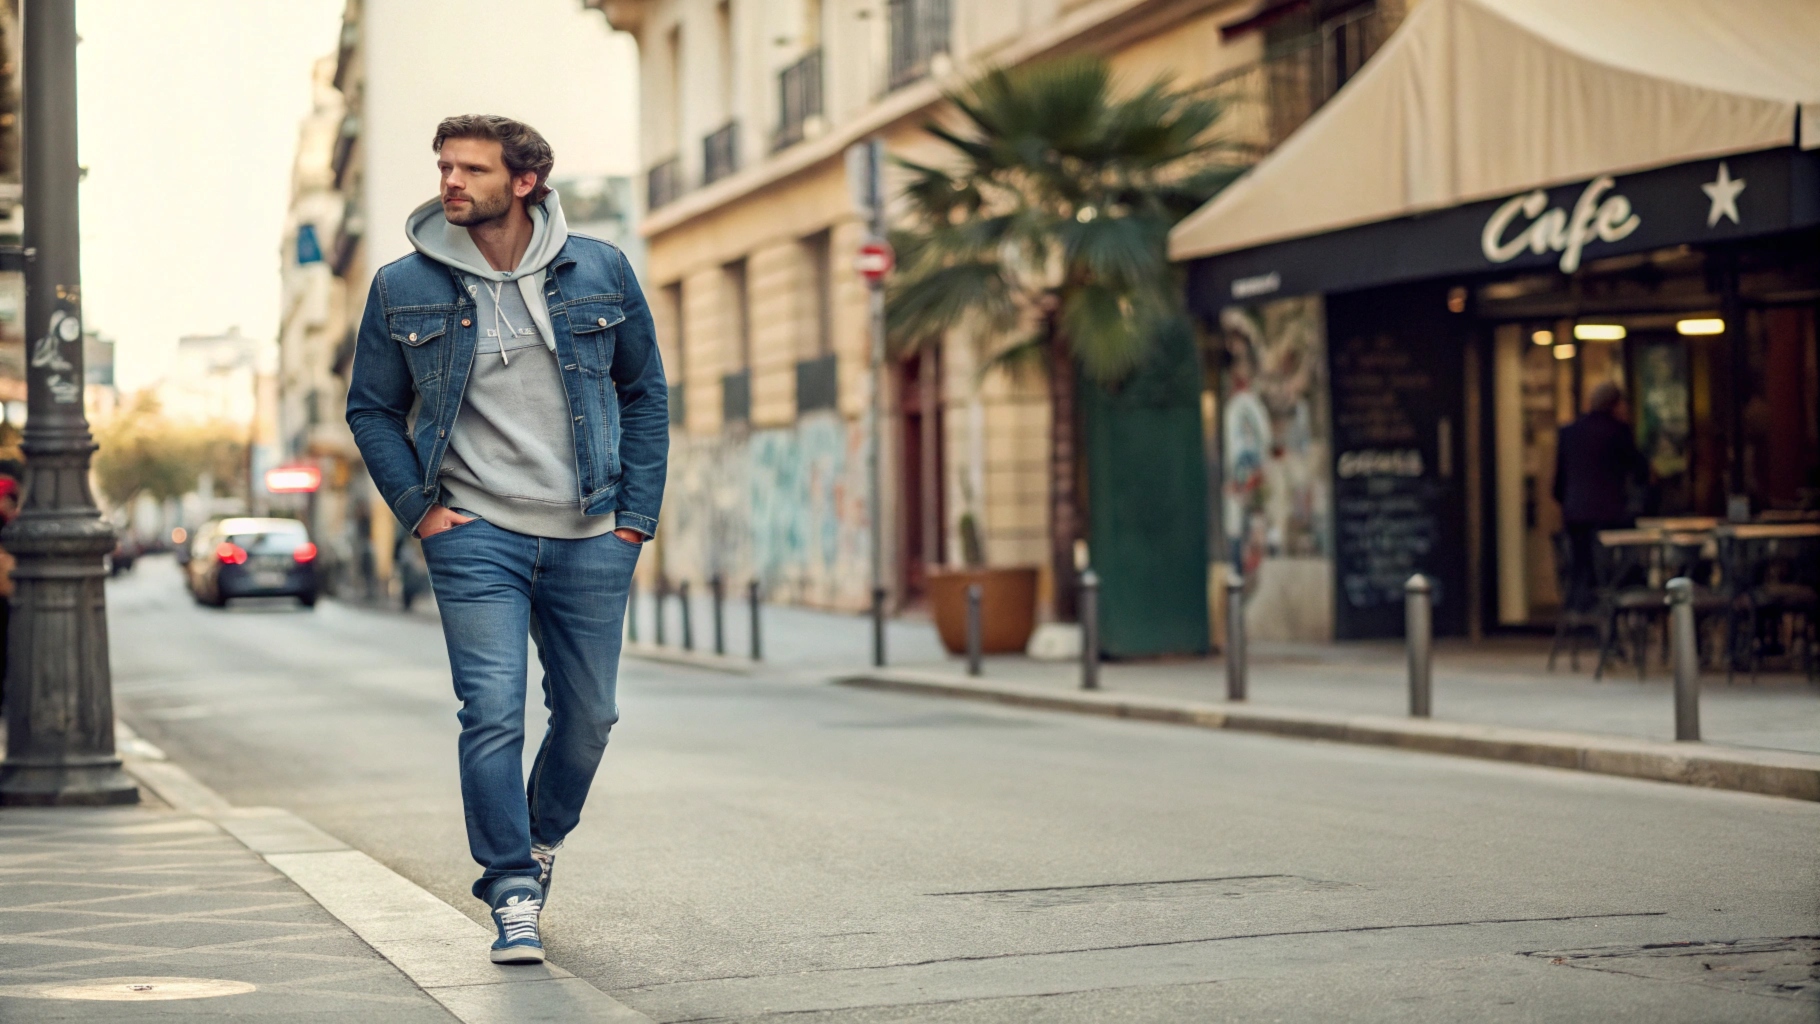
[
  {"xmin": 462, "ymin": 318, "xmax": 472, "ymax": 327},
  {"xmin": 597, "ymin": 318, "xmax": 607, "ymax": 326},
  {"xmin": 408, "ymin": 332, "xmax": 418, "ymax": 341}
]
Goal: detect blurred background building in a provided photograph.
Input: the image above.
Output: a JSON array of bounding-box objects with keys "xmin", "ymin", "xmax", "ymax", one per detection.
[{"xmin": 587, "ymin": 0, "xmax": 1406, "ymax": 646}]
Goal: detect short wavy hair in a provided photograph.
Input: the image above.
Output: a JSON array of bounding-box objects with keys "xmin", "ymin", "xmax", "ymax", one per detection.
[{"xmin": 432, "ymin": 114, "xmax": 555, "ymax": 206}]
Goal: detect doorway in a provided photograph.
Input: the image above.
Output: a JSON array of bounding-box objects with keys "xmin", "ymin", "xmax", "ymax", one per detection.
[{"xmin": 897, "ymin": 348, "xmax": 944, "ymax": 604}]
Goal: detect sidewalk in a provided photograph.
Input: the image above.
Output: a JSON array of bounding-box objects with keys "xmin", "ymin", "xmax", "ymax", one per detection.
[
  {"xmin": 0, "ymin": 801, "xmax": 457, "ymax": 1020},
  {"xmin": 0, "ymin": 727, "xmax": 648, "ymax": 1023},
  {"xmin": 623, "ymin": 594, "xmax": 1820, "ymax": 798},
  {"xmin": 635, "ymin": 592, "xmax": 1820, "ymax": 754}
]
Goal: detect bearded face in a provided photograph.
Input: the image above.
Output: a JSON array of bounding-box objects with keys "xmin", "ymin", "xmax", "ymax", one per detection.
[{"xmin": 437, "ymin": 137, "xmax": 527, "ymax": 227}]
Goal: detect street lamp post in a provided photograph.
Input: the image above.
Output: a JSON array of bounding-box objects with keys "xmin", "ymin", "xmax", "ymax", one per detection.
[{"xmin": 0, "ymin": 0, "xmax": 137, "ymax": 805}]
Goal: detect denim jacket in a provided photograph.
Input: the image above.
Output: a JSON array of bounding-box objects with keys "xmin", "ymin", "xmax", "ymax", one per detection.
[{"xmin": 345, "ymin": 236, "xmax": 667, "ymax": 538}]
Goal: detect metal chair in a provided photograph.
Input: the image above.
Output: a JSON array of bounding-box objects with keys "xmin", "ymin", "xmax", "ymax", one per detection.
[
  {"xmin": 1591, "ymin": 536, "xmax": 1667, "ymax": 681},
  {"xmin": 1723, "ymin": 533, "xmax": 1820, "ymax": 682},
  {"xmin": 1547, "ymin": 531, "xmax": 1604, "ymax": 672}
]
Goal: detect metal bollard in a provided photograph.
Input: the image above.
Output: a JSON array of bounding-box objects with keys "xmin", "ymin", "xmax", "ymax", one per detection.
[
  {"xmin": 1080, "ymin": 569, "xmax": 1101, "ymax": 690},
  {"xmin": 711, "ymin": 574, "xmax": 726, "ymax": 655},
  {"xmin": 1406, "ymin": 574, "xmax": 1433, "ymax": 718},
  {"xmin": 627, "ymin": 578, "xmax": 639, "ymax": 643},
  {"xmin": 965, "ymin": 583, "xmax": 983, "ymax": 677},
  {"xmin": 679, "ymin": 580, "xmax": 694, "ymax": 651},
  {"xmin": 872, "ymin": 586, "xmax": 887, "ymax": 667},
  {"xmin": 749, "ymin": 580, "xmax": 763, "ymax": 661},
  {"xmin": 1667, "ymin": 577, "xmax": 1701, "ymax": 741},
  {"xmin": 654, "ymin": 576, "xmax": 669, "ymax": 646},
  {"xmin": 1225, "ymin": 572, "xmax": 1247, "ymax": 701}
]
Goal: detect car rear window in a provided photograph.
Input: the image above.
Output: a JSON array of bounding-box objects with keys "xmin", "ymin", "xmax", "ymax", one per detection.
[{"xmin": 227, "ymin": 531, "xmax": 309, "ymax": 555}]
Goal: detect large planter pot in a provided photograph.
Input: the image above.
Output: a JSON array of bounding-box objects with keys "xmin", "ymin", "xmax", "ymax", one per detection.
[{"xmin": 927, "ymin": 567, "xmax": 1040, "ymax": 655}]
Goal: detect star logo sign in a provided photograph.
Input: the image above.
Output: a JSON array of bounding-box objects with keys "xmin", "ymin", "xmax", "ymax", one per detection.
[{"xmin": 1702, "ymin": 161, "xmax": 1745, "ymax": 227}]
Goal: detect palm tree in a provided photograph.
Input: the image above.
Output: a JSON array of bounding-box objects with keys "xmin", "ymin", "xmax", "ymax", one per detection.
[{"xmin": 888, "ymin": 55, "xmax": 1239, "ymax": 621}]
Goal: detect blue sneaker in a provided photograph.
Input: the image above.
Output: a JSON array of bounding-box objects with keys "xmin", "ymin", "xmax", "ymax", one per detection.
[{"xmin": 485, "ymin": 877, "xmax": 545, "ymax": 964}]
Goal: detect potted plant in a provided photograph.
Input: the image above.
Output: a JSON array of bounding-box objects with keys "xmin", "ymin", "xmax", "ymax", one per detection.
[{"xmin": 926, "ymin": 509, "xmax": 1038, "ymax": 655}]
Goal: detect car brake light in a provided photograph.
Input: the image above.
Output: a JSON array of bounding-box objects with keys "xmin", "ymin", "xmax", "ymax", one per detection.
[
  {"xmin": 293, "ymin": 542, "xmax": 318, "ymax": 564},
  {"xmin": 216, "ymin": 542, "xmax": 248, "ymax": 565}
]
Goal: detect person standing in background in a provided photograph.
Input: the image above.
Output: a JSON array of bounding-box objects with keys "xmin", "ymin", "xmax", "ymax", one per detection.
[{"xmin": 1554, "ymin": 382, "xmax": 1647, "ymax": 609}]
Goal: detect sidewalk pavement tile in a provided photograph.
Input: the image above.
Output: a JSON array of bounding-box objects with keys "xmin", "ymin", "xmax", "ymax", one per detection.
[{"xmin": 0, "ymin": 804, "xmax": 457, "ymax": 1021}]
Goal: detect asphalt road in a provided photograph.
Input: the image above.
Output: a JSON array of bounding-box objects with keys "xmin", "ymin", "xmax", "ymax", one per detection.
[{"xmin": 108, "ymin": 556, "xmax": 1820, "ymax": 1023}]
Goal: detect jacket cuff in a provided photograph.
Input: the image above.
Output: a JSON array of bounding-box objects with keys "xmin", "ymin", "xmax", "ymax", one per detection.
[
  {"xmin": 392, "ymin": 488, "xmax": 434, "ymax": 537},
  {"xmin": 616, "ymin": 510, "xmax": 658, "ymax": 537}
]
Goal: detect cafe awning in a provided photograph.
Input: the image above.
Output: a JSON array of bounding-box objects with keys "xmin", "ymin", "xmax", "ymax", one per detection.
[{"xmin": 1168, "ymin": 0, "xmax": 1820, "ymax": 263}]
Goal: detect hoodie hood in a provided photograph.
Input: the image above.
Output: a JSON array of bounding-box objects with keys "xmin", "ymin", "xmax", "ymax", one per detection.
[{"xmin": 406, "ymin": 190, "xmax": 569, "ymax": 350}]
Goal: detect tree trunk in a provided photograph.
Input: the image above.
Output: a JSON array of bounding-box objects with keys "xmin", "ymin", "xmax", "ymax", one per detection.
[{"xmin": 1048, "ymin": 320, "xmax": 1080, "ymax": 622}]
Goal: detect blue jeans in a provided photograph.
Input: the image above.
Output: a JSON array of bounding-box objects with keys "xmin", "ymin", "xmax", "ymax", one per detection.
[{"xmin": 419, "ymin": 517, "xmax": 640, "ymax": 898}]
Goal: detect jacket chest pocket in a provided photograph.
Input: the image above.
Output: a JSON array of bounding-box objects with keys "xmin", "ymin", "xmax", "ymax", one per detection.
[
  {"xmin": 567, "ymin": 302, "xmax": 625, "ymax": 372},
  {"xmin": 390, "ymin": 314, "xmax": 449, "ymax": 386}
]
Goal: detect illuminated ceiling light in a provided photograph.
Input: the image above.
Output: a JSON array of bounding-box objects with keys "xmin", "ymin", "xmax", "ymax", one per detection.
[
  {"xmin": 1530, "ymin": 330, "xmax": 1554, "ymax": 346},
  {"xmin": 1573, "ymin": 323, "xmax": 1627, "ymax": 342},
  {"xmin": 1553, "ymin": 343, "xmax": 1577, "ymax": 361},
  {"xmin": 1676, "ymin": 318, "xmax": 1724, "ymax": 336}
]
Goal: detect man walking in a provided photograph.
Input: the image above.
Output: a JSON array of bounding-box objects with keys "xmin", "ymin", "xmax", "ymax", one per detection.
[
  {"xmin": 1554, "ymin": 381, "xmax": 1644, "ymax": 609},
  {"xmin": 347, "ymin": 115, "xmax": 666, "ymax": 964}
]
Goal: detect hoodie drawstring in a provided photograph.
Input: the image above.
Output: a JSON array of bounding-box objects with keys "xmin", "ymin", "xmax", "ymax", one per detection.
[{"xmin": 484, "ymin": 280, "xmax": 520, "ymax": 366}]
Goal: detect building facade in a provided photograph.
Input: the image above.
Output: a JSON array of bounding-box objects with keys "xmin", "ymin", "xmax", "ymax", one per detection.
[{"xmin": 591, "ymin": 0, "xmax": 1403, "ymax": 626}]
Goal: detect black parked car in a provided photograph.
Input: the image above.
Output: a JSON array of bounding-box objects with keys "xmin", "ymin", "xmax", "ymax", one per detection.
[{"xmin": 188, "ymin": 517, "xmax": 318, "ymax": 608}]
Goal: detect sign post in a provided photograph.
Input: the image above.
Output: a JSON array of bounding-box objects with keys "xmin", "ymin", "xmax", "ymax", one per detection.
[
  {"xmin": 0, "ymin": 0, "xmax": 137, "ymax": 805},
  {"xmin": 848, "ymin": 138, "xmax": 889, "ymax": 667}
]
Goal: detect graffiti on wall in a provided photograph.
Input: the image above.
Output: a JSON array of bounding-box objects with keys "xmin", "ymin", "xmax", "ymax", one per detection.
[
  {"xmin": 1220, "ymin": 295, "xmax": 1332, "ymax": 580},
  {"xmin": 662, "ymin": 412, "xmax": 873, "ymax": 609}
]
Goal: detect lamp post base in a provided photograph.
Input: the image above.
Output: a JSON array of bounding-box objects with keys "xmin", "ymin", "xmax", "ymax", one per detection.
[{"xmin": 0, "ymin": 757, "xmax": 139, "ymax": 805}]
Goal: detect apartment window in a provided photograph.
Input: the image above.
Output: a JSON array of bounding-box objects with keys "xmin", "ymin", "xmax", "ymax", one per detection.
[
  {"xmin": 663, "ymin": 282, "xmax": 686, "ymax": 426},
  {"xmin": 703, "ymin": 121, "xmax": 739, "ymax": 184},
  {"xmin": 773, "ymin": 48, "xmax": 823, "ymax": 150},
  {"xmin": 647, "ymin": 157, "xmax": 682, "ymax": 209},
  {"xmin": 716, "ymin": 1, "xmax": 734, "ymax": 114},
  {"xmin": 796, "ymin": 231, "xmax": 836, "ymax": 414},
  {"xmin": 721, "ymin": 259, "xmax": 750, "ymax": 425},
  {"xmin": 887, "ymin": 0, "xmax": 949, "ymax": 91}
]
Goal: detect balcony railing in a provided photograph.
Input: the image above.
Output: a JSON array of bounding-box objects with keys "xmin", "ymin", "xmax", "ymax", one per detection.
[
  {"xmin": 646, "ymin": 156, "xmax": 682, "ymax": 210},
  {"xmin": 1202, "ymin": 3, "xmax": 1390, "ymax": 161},
  {"xmin": 887, "ymin": 0, "xmax": 949, "ymax": 92},
  {"xmin": 703, "ymin": 121, "xmax": 740, "ymax": 186},
  {"xmin": 774, "ymin": 49, "xmax": 824, "ymax": 151}
]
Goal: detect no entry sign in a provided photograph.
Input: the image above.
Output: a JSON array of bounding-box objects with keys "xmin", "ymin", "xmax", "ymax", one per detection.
[{"xmin": 855, "ymin": 238, "xmax": 894, "ymax": 284}]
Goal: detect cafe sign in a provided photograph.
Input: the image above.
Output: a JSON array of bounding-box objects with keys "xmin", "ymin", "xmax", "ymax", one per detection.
[
  {"xmin": 1189, "ymin": 147, "xmax": 1815, "ymax": 313},
  {"xmin": 1479, "ymin": 175, "xmax": 1641, "ymax": 274}
]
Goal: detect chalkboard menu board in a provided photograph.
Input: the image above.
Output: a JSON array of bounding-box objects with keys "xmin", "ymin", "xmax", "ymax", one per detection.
[{"xmin": 1326, "ymin": 287, "xmax": 1465, "ymax": 639}]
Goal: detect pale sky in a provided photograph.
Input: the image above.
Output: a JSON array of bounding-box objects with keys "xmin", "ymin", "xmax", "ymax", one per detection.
[{"xmin": 76, "ymin": 1, "xmax": 639, "ymax": 394}]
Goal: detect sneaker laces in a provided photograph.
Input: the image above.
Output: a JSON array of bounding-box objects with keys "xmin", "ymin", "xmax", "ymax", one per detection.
[{"xmin": 494, "ymin": 894, "xmax": 542, "ymax": 942}]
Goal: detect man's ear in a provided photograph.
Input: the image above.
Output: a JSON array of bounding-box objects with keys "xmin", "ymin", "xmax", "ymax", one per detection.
[{"xmin": 513, "ymin": 172, "xmax": 538, "ymax": 200}]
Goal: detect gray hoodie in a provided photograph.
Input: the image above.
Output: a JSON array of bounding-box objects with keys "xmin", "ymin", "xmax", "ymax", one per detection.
[{"xmin": 404, "ymin": 192, "xmax": 617, "ymax": 539}]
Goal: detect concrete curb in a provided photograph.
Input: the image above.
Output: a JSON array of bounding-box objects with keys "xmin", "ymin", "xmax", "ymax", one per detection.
[
  {"xmin": 116, "ymin": 722, "xmax": 654, "ymax": 1024},
  {"xmin": 834, "ymin": 669, "xmax": 1820, "ymax": 802},
  {"xmin": 623, "ymin": 641, "xmax": 758, "ymax": 675}
]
